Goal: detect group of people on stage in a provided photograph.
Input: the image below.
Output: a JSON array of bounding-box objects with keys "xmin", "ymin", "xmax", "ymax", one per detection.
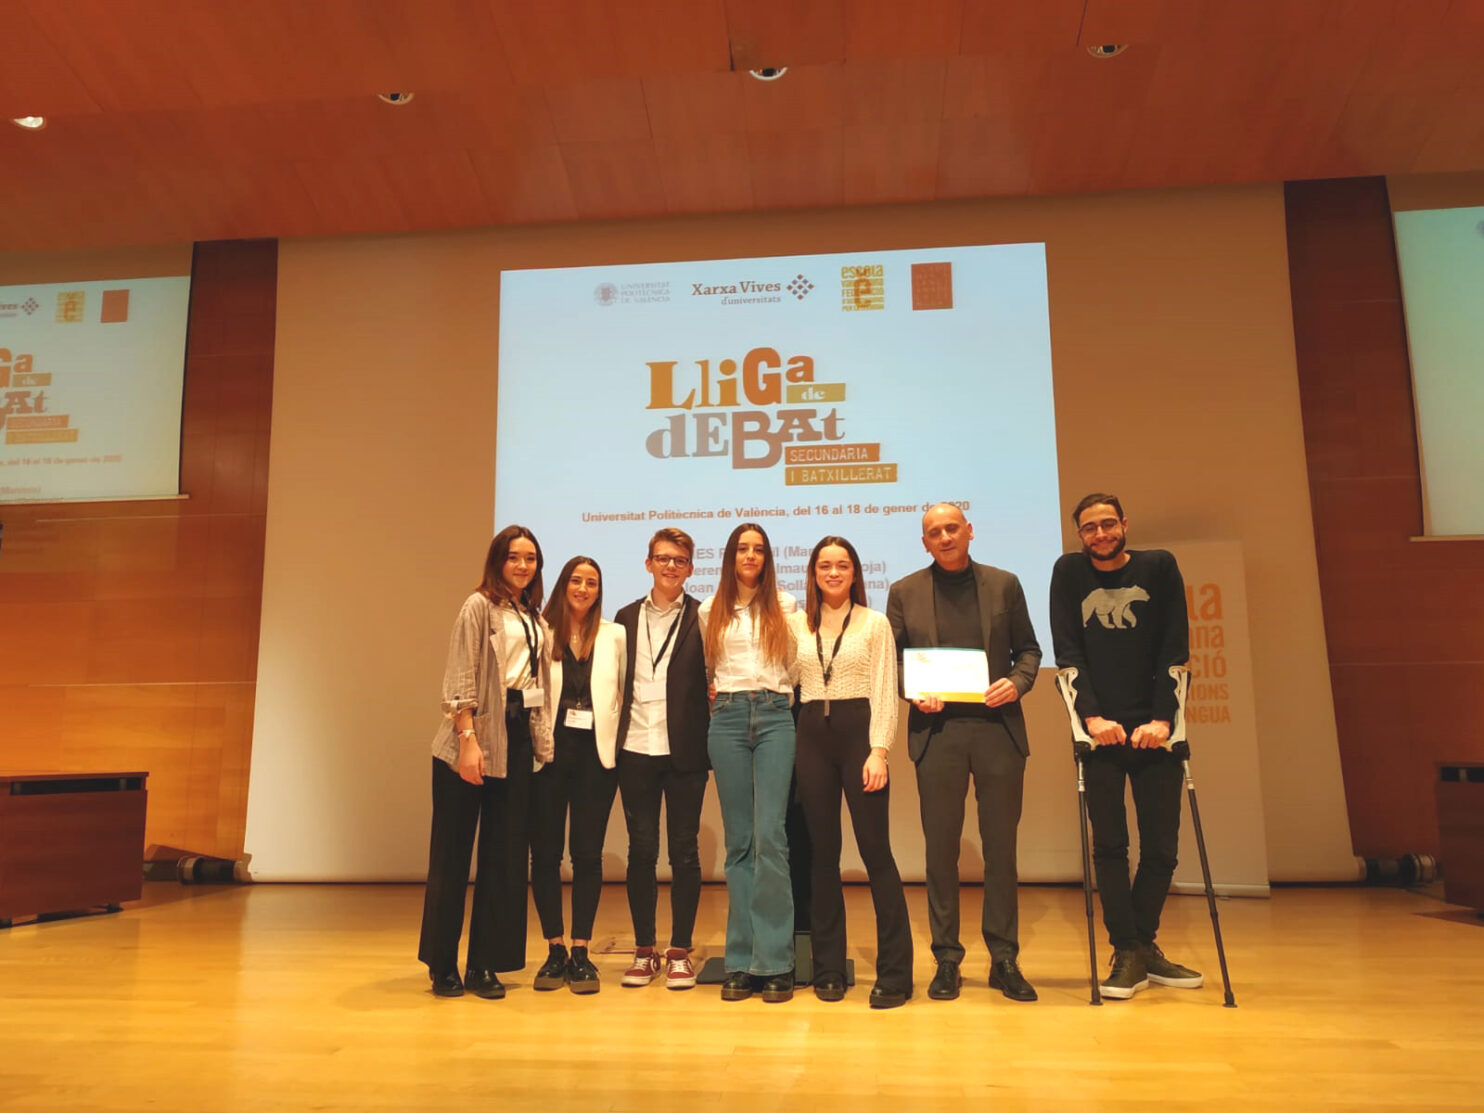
[{"xmin": 418, "ymin": 494, "xmax": 1205, "ymax": 1007}]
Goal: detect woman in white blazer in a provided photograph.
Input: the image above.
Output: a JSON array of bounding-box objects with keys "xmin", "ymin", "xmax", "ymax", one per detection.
[{"xmin": 530, "ymin": 554, "xmax": 627, "ymax": 993}]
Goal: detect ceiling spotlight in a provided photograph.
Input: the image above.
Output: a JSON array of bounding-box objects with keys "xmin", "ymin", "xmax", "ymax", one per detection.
[
  {"xmin": 748, "ymin": 66, "xmax": 787, "ymax": 82},
  {"xmin": 11, "ymin": 115, "xmax": 46, "ymax": 130},
  {"xmin": 1086, "ymin": 44, "xmax": 1128, "ymax": 58},
  {"xmin": 377, "ymin": 92, "xmax": 415, "ymax": 105}
]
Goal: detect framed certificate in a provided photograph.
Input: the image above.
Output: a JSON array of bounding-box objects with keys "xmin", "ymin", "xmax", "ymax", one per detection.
[{"xmin": 902, "ymin": 647, "xmax": 989, "ymax": 702}]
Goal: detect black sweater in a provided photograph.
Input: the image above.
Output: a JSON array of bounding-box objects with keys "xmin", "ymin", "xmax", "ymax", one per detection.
[{"xmin": 1048, "ymin": 548, "xmax": 1188, "ymax": 731}]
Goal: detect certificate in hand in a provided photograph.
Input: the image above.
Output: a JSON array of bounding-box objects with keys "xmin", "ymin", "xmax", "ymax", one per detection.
[{"xmin": 902, "ymin": 647, "xmax": 990, "ymax": 703}]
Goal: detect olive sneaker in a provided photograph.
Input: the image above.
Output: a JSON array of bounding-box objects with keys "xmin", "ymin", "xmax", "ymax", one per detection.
[
  {"xmin": 1144, "ymin": 944, "xmax": 1203, "ymax": 988},
  {"xmin": 1099, "ymin": 947, "xmax": 1149, "ymax": 1000}
]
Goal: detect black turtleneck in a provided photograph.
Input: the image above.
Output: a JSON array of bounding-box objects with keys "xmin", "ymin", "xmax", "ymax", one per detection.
[{"xmin": 931, "ymin": 561, "xmax": 982, "ymax": 649}]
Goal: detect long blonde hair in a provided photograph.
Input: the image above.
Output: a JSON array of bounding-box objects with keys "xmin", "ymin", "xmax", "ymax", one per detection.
[{"xmin": 705, "ymin": 522, "xmax": 791, "ymax": 667}]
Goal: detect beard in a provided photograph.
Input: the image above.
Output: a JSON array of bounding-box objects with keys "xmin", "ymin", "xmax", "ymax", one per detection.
[{"xmin": 1082, "ymin": 534, "xmax": 1127, "ymax": 561}]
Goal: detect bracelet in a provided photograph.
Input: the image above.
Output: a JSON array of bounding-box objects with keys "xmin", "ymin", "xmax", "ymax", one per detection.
[{"xmin": 457, "ymin": 729, "xmax": 476, "ymax": 739}]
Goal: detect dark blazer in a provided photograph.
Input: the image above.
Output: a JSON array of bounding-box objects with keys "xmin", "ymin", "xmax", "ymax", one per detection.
[
  {"xmin": 613, "ymin": 592, "xmax": 711, "ymax": 773},
  {"xmin": 885, "ymin": 560, "xmax": 1042, "ymax": 762}
]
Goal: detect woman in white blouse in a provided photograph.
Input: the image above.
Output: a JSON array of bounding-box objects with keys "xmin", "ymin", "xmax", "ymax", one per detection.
[
  {"xmin": 418, "ymin": 525, "xmax": 553, "ymax": 1001},
  {"xmin": 530, "ymin": 555, "xmax": 627, "ymax": 994},
  {"xmin": 788, "ymin": 535, "xmax": 913, "ymax": 1008},
  {"xmin": 699, "ymin": 522, "xmax": 799, "ymax": 1003}
]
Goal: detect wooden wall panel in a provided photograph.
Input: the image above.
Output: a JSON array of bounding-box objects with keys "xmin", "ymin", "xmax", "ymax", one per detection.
[
  {"xmin": 0, "ymin": 239, "xmax": 275, "ymax": 859},
  {"xmin": 1285, "ymin": 178, "xmax": 1484, "ymax": 858}
]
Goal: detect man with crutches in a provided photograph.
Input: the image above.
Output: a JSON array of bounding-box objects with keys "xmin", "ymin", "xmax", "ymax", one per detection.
[{"xmin": 1049, "ymin": 493, "xmax": 1203, "ymax": 1000}]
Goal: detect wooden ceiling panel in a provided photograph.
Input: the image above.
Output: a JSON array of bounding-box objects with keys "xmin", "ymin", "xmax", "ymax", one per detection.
[
  {"xmin": 654, "ymin": 132, "xmax": 756, "ymax": 213},
  {"xmin": 960, "ymin": 0, "xmax": 1085, "ymax": 52},
  {"xmin": 6, "ymin": 0, "xmax": 1484, "ymax": 250},
  {"xmin": 935, "ymin": 115, "xmax": 1034, "ymax": 198},
  {"xmin": 746, "ymin": 129, "xmax": 844, "ymax": 210},
  {"xmin": 740, "ymin": 63, "xmax": 845, "ymax": 133},
  {"xmin": 560, "ymin": 141, "xmax": 668, "ymax": 221},
  {"xmin": 940, "ymin": 53, "xmax": 1052, "ymax": 120},
  {"xmin": 724, "ymin": 0, "xmax": 846, "ymax": 70},
  {"xmin": 544, "ymin": 78, "xmax": 654, "ymax": 144},
  {"xmin": 494, "ymin": 0, "xmax": 731, "ymax": 86},
  {"xmin": 841, "ymin": 59, "xmax": 947, "ymax": 129},
  {"xmin": 468, "ymin": 145, "xmax": 578, "ymax": 224},
  {"xmin": 843, "ymin": 0, "xmax": 962, "ymax": 60},
  {"xmin": 842, "ymin": 121, "xmax": 942, "ymax": 206},
  {"xmin": 642, "ymin": 71, "xmax": 748, "ymax": 137}
]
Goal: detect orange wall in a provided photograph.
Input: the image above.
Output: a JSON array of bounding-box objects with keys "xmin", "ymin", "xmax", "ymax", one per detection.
[
  {"xmin": 1287, "ymin": 177, "xmax": 1484, "ymax": 857},
  {"xmin": 0, "ymin": 240, "xmax": 275, "ymax": 859}
]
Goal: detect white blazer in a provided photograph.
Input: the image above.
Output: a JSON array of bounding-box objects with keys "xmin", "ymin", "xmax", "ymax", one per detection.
[{"xmin": 546, "ymin": 620, "xmax": 627, "ymax": 769}]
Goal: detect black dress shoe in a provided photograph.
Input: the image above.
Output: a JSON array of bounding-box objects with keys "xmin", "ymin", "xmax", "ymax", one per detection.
[
  {"xmin": 567, "ymin": 949, "xmax": 600, "ymax": 995},
  {"xmin": 430, "ymin": 969, "xmax": 464, "ymax": 998},
  {"xmin": 868, "ymin": 983, "xmax": 912, "ymax": 1010},
  {"xmin": 989, "ymin": 958, "xmax": 1038, "ymax": 1002},
  {"xmin": 720, "ymin": 971, "xmax": 753, "ymax": 1001},
  {"xmin": 927, "ymin": 960, "xmax": 961, "ymax": 1001},
  {"xmin": 760, "ymin": 973, "xmax": 794, "ymax": 1003},
  {"xmin": 463, "ymin": 968, "xmax": 505, "ymax": 999},
  {"xmin": 812, "ymin": 972, "xmax": 846, "ymax": 1002},
  {"xmin": 533, "ymin": 944, "xmax": 569, "ymax": 991}
]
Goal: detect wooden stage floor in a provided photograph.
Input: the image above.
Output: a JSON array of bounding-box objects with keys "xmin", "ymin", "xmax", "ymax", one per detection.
[{"xmin": 1, "ymin": 882, "xmax": 1480, "ymax": 1112}]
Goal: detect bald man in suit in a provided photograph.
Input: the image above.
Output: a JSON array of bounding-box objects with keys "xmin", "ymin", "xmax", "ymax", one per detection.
[{"xmin": 885, "ymin": 503, "xmax": 1041, "ymax": 1003}]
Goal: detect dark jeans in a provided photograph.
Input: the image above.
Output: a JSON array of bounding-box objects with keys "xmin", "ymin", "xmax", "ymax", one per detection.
[
  {"xmin": 617, "ymin": 750, "xmax": 707, "ymax": 949},
  {"xmin": 530, "ymin": 726, "xmax": 619, "ymax": 941},
  {"xmin": 795, "ymin": 699, "xmax": 913, "ymax": 992},
  {"xmin": 418, "ymin": 708, "xmax": 533, "ymax": 975},
  {"xmin": 1083, "ymin": 744, "xmax": 1184, "ymax": 951},
  {"xmin": 915, "ymin": 718, "xmax": 1025, "ymax": 964}
]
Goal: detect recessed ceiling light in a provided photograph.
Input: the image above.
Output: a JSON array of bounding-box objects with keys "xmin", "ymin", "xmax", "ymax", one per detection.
[
  {"xmin": 1086, "ymin": 44, "xmax": 1128, "ymax": 58},
  {"xmin": 377, "ymin": 92, "xmax": 414, "ymax": 105},
  {"xmin": 11, "ymin": 115, "xmax": 46, "ymax": 130},
  {"xmin": 748, "ymin": 66, "xmax": 787, "ymax": 82}
]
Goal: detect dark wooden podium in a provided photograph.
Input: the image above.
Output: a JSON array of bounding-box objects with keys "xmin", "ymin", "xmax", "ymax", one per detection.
[
  {"xmin": 0, "ymin": 772, "xmax": 148, "ymax": 927},
  {"xmin": 1437, "ymin": 763, "xmax": 1484, "ymax": 915}
]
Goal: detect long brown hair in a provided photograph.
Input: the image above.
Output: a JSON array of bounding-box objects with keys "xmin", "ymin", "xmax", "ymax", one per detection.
[
  {"xmin": 543, "ymin": 555, "xmax": 603, "ymax": 662},
  {"xmin": 477, "ymin": 525, "xmax": 544, "ymax": 613},
  {"xmin": 804, "ymin": 535, "xmax": 868, "ymax": 633},
  {"xmin": 705, "ymin": 522, "xmax": 792, "ymax": 667}
]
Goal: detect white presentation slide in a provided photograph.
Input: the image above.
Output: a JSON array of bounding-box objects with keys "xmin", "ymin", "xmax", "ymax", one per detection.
[
  {"xmin": 496, "ymin": 245, "xmax": 1062, "ymax": 628},
  {"xmin": 1393, "ymin": 204, "xmax": 1484, "ymax": 537},
  {"xmin": 0, "ymin": 276, "xmax": 191, "ymax": 504}
]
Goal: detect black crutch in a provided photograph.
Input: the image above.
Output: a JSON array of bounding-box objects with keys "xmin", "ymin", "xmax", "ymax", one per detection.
[
  {"xmin": 1054, "ymin": 667, "xmax": 1102, "ymax": 1005},
  {"xmin": 1168, "ymin": 665, "xmax": 1237, "ymax": 1008}
]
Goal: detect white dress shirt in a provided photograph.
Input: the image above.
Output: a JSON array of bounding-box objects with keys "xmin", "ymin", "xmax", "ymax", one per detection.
[
  {"xmin": 623, "ymin": 590, "xmax": 686, "ymax": 756},
  {"xmin": 698, "ymin": 590, "xmax": 798, "ymax": 694}
]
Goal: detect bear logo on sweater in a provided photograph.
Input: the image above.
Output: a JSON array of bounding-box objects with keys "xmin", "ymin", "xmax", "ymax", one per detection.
[{"xmin": 1081, "ymin": 587, "xmax": 1149, "ymax": 630}]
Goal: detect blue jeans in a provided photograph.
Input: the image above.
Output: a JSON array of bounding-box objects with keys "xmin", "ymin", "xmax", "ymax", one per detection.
[{"xmin": 707, "ymin": 690, "xmax": 796, "ymax": 975}]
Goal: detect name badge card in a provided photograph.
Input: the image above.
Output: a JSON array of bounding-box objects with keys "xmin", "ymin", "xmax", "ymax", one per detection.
[
  {"xmin": 564, "ymin": 708, "xmax": 594, "ymax": 730},
  {"xmin": 522, "ymin": 688, "xmax": 545, "ymax": 708},
  {"xmin": 636, "ymin": 680, "xmax": 666, "ymax": 704}
]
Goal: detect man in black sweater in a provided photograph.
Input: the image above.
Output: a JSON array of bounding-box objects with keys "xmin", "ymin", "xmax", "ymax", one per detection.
[{"xmin": 1049, "ymin": 493, "xmax": 1203, "ymax": 1000}]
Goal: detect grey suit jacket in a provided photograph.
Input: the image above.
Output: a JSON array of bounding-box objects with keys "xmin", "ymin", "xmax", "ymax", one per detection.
[{"xmin": 885, "ymin": 561, "xmax": 1042, "ymax": 762}]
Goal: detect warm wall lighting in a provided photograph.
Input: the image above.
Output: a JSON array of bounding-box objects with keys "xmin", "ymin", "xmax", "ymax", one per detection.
[{"xmin": 11, "ymin": 116, "xmax": 46, "ymax": 130}]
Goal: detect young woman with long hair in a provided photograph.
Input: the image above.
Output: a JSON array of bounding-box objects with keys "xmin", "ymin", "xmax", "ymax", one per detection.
[
  {"xmin": 529, "ymin": 556, "xmax": 627, "ymax": 994},
  {"xmin": 698, "ymin": 522, "xmax": 799, "ymax": 1003},
  {"xmin": 418, "ymin": 525, "xmax": 553, "ymax": 1000},
  {"xmin": 788, "ymin": 535, "xmax": 913, "ymax": 1008}
]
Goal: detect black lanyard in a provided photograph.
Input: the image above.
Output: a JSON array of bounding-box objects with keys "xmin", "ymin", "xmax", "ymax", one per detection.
[
  {"xmin": 815, "ymin": 602, "xmax": 853, "ymax": 715},
  {"xmin": 646, "ymin": 601, "xmax": 684, "ymax": 676},
  {"xmin": 511, "ymin": 604, "xmax": 540, "ymax": 684}
]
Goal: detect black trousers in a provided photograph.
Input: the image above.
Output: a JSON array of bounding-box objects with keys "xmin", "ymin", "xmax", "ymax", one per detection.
[
  {"xmin": 1083, "ymin": 744, "xmax": 1184, "ymax": 950},
  {"xmin": 417, "ymin": 708, "xmax": 533, "ymax": 975},
  {"xmin": 915, "ymin": 718, "xmax": 1025, "ymax": 964},
  {"xmin": 530, "ymin": 726, "xmax": 619, "ymax": 941},
  {"xmin": 795, "ymin": 699, "xmax": 913, "ymax": 991},
  {"xmin": 617, "ymin": 751, "xmax": 707, "ymax": 949}
]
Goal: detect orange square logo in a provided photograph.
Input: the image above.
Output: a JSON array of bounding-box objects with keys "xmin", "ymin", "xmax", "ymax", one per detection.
[
  {"xmin": 911, "ymin": 263, "xmax": 953, "ymax": 310},
  {"xmin": 101, "ymin": 289, "xmax": 130, "ymax": 323}
]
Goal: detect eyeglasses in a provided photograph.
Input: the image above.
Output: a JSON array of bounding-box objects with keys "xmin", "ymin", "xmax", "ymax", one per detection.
[
  {"xmin": 1076, "ymin": 518, "xmax": 1122, "ymax": 537},
  {"xmin": 650, "ymin": 555, "xmax": 692, "ymax": 568}
]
